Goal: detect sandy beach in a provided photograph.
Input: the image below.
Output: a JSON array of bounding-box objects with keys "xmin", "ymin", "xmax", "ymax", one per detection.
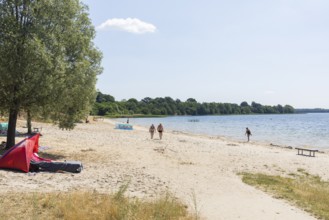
[{"xmin": 1, "ymin": 119, "xmax": 328, "ymax": 220}]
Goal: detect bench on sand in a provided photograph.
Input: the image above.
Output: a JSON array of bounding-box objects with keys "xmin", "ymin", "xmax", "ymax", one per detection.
[{"xmin": 296, "ymin": 147, "xmax": 318, "ymax": 157}]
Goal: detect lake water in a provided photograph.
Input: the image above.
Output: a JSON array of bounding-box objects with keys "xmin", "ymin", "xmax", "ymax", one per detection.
[{"xmin": 118, "ymin": 113, "xmax": 329, "ymax": 150}]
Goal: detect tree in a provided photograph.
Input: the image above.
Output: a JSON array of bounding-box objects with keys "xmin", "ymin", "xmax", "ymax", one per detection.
[
  {"xmin": 240, "ymin": 101, "xmax": 249, "ymax": 107},
  {"xmin": 186, "ymin": 98, "xmax": 197, "ymax": 103},
  {"xmin": 251, "ymin": 101, "xmax": 263, "ymax": 113},
  {"xmin": 96, "ymin": 92, "xmax": 115, "ymax": 103},
  {"xmin": 276, "ymin": 104, "xmax": 284, "ymax": 114},
  {"xmin": 197, "ymin": 103, "xmax": 208, "ymax": 115},
  {"xmin": 283, "ymin": 105, "xmax": 294, "ymax": 113},
  {"xmin": 0, "ymin": 0, "xmax": 102, "ymax": 148},
  {"xmin": 126, "ymin": 98, "xmax": 139, "ymax": 114},
  {"xmin": 141, "ymin": 97, "xmax": 152, "ymax": 104}
]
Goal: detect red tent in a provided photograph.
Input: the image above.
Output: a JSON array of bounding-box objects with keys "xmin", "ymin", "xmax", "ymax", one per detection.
[{"xmin": 0, "ymin": 134, "xmax": 50, "ymax": 172}]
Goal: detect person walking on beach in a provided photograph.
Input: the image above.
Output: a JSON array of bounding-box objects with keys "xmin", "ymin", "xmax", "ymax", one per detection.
[
  {"xmin": 245, "ymin": 127, "xmax": 252, "ymax": 142},
  {"xmin": 157, "ymin": 123, "xmax": 164, "ymax": 140},
  {"xmin": 149, "ymin": 124, "xmax": 156, "ymax": 139}
]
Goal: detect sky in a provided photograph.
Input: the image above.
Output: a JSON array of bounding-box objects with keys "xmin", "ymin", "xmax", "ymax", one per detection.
[{"xmin": 82, "ymin": 0, "xmax": 329, "ymax": 109}]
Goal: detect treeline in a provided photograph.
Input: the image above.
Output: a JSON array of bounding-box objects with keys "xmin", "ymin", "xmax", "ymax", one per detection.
[
  {"xmin": 91, "ymin": 92, "xmax": 295, "ymax": 116},
  {"xmin": 295, "ymin": 108, "xmax": 329, "ymax": 113}
]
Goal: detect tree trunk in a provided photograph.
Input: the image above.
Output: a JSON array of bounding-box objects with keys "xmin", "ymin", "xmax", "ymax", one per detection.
[
  {"xmin": 6, "ymin": 108, "xmax": 18, "ymax": 149},
  {"xmin": 27, "ymin": 110, "xmax": 32, "ymax": 134}
]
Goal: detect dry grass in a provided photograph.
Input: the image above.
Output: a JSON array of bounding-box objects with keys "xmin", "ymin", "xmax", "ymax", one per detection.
[
  {"xmin": 0, "ymin": 185, "xmax": 195, "ymax": 220},
  {"xmin": 240, "ymin": 171, "xmax": 329, "ymax": 220}
]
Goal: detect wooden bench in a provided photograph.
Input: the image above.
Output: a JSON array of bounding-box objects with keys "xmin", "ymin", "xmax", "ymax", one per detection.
[{"xmin": 296, "ymin": 148, "xmax": 318, "ymax": 157}]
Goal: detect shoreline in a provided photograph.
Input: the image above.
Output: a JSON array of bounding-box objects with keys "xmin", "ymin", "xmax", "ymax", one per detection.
[
  {"xmin": 124, "ymin": 119, "xmax": 328, "ymax": 154},
  {"xmin": 1, "ymin": 119, "xmax": 329, "ymax": 219},
  {"xmin": 122, "ymin": 113, "xmax": 329, "ymax": 151}
]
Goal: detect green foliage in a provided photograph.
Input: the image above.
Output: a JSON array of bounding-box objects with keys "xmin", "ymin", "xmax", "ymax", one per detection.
[
  {"xmin": 93, "ymin": 92, "xmax": 295, "ymax": 116},
  {"xmin": 96, "ymin": 91, "xmax": 115, "ymax": 103},
  {"xmin": 0, "ymin": 0, "xmax": 102, "ymax": 140},
  {"xmin": 295, "ymin": 108, "xmax": 329, "ymax": 113}
]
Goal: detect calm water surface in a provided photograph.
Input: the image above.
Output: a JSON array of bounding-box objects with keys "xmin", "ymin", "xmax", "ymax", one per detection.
[{"xmin": 116, "ymin": 113, "xmax": 329, "ymax": 149}]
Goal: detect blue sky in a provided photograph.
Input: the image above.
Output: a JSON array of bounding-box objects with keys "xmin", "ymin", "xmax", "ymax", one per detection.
[{"xmin": 82, "ymin": 0, "xmax": 329, "ymax": 108}]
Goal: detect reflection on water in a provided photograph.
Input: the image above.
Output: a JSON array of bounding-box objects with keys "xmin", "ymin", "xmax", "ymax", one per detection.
[{"xmin": 116, "ymin": 113, "xmax": 329, "ymax": 149}]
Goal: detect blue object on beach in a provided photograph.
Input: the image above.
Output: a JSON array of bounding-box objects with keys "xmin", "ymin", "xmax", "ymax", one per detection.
[
  {"xmin": 0, "ymin": 123, "xmax": 10, "ymax": 135},
  {"xmin": 0, "ymin": 123, "xmax": 8, "ymax": 131},
  {"xmin": 115, "ymin": 123, "xmax": 133, "ymax": 130}
]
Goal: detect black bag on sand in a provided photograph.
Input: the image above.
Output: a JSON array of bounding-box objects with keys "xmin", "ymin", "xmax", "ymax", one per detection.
[{"xmin": 30, "ymin": 161, "xmax": 83, "ymax": 173}]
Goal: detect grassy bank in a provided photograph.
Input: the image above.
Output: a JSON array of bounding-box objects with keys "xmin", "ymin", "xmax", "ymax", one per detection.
[
  {"xmin": 0, "ymin": 187, "xmax": 195, "ymax": 220},
  {"xmin": 240, "ymin": 170, "xmax": 329, "ymax": 220}
]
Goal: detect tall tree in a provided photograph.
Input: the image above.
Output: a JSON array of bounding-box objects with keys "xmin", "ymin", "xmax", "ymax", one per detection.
[{"xmin": 0, "ymin": 0, "xmax": 102, "ymax": 148}]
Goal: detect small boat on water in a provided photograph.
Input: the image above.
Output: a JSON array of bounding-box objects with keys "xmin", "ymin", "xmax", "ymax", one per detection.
[{"xmin": 188, "ymin": 119, "xmax": 199, "ymax": 122}]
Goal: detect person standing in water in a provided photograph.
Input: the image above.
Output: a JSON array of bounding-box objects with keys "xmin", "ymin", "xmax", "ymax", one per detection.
[
  {"xmin": 157, "ymin": 123, "xmax": 164, "ymax": 140},
  {"xmin": 245, "ymin": 127, "xmax": 252, "ymax": 142},
  {"xmin": 149, "ymin": 124, "xmax": 156, "ymax": 139}
]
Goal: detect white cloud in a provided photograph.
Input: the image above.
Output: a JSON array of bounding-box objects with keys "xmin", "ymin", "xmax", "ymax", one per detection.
[{"xmin": 96, "ymin": 18, "xmax": 157, "ymax": 34}]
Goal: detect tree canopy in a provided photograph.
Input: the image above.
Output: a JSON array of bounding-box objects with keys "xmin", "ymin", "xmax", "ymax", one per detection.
[
  {"xmin": 0, "ymin": 0, "xmax": 102, "ymax": 147},
  {"xmin": 92, "ymin": 92, "xmax": 295, "ymax": 117}
]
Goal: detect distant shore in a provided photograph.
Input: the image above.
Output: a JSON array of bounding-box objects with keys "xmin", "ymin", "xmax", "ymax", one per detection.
[{"xmin": 1, "ymin": 119, "xmax": 328, "ymax": 219}]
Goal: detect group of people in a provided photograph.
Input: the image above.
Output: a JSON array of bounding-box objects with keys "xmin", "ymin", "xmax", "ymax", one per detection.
[
  {"xmin": 149, "ymin": 123, "xmax": 164, "ymax": 140},
  {"xmin": 148, "ymin": 123, "xmax": 251, "ymax": 142},
  {"xmin": 148, "ymin": 124, "xmax": 251, "ymax": 141}
]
